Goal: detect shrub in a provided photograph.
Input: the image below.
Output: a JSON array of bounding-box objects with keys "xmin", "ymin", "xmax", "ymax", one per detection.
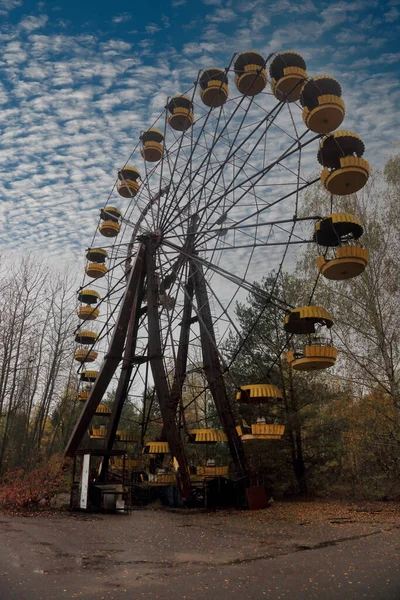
[{"xmin": 0, "ymin": 455, "xmax": 68, "ymax": 512}]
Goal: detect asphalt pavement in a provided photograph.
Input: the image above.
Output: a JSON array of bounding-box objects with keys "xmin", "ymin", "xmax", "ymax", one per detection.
[{"xmin": 0, "ymin": 501, "xmax": 399, "ymax": 599}]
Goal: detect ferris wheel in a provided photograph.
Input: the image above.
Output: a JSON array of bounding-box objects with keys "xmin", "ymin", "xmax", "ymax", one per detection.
[{"xmin": 65, "ymin": 50, "xmax": 370, "ymax": 503}]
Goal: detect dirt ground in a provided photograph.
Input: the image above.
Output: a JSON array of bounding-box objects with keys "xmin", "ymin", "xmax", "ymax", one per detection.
[{"xmin": 0, "ymin": 499, "xmax": 399, "ymax": 599}]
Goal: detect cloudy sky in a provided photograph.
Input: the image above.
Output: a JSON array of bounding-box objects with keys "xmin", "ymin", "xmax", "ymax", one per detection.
[{"xmin": 0, "ymin": 0, "xmax": 398, "ymax": 273}]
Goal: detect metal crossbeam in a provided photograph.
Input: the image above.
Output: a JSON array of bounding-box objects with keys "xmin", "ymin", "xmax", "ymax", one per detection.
[{"xmin": 64, "ymin": 244, "xmax": 145, "ymax": 458}]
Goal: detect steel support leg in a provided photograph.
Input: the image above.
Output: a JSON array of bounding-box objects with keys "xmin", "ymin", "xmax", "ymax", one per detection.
[
  {"xmin": 161, "ymin": 277, "xmax": 194, "ymax": 440},
  {"xmin": 64, "ymin": 245, "xmax": 145, "ymax": 458},
  {"xmin": 191, "ymin": 258, "xmax": 247, "ymax": 479},
  {"xmin": 97, "ymin": 264, "xmax": 146, "ymax": 480},
  {"xmin": 104, "ymin": 267, "xmax": 145, "ymax": 451},
  {"xmin": 145, "ymin": 243, "xmax": 192, "ymax": 502}
]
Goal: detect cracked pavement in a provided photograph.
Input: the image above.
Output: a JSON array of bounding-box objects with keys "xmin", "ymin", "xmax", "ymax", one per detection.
[{"xmin": 0, "ymin": 500, "xmax": 399, "ymax": 599}]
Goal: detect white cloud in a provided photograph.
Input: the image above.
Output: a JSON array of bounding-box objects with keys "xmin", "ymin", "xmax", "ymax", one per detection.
[
  {"xmin": 352, "ymin": 52, "xmax": 400, "ymax": 68},
  {"xmin": 145, "ymin": 22, "xmax": 161, "ymax": 34},
  {"xmin": 320, "ymin": 1, "xmax": 367, "ymax": 31},
  {"xmin": 249, "ymin": 9, "xmax": 269, "ymax": 31},
  {"xmin": 112, "ymin": 13, "xmax": 131, "ymax": 24},
  {"xmin": 385, "ymin": 7, "xmax": 399, "ymax": 21},
  {"xmin": 3, "ymin": 40, "xmax": 28, "ymax": 64},
  {"xmin": 271, "ymin": 0, "xmax": 317, "ymax": 14},
  {"xmin": 19, "ymin": 15, "xmax": 49, "ymax": 32},
  {"xmin": 336, "ymin": 29, "xmax": 366, "ymax": 44},
  {"xmin": 100, "ymin": 39, "xmax": 132, "ymax": 53},
  {"xmin": 0, "ymin": 0, "xmax": 22, "ymax": 11},
  {"xmin": 206, "ymin": 8, "xmax": 237, "ymax": 23},
  {"xmin": 237, "ymin": 0, "xmax": 316, "ymax": 15},
  {"xmin": 182, "ymin": 41, "xmax": 219, "ymax": 56},
  {"xmin": 368, "ymin": 37, "xmax": 386, "ymax": 49},
  {"xmin": 0, "ymin": 0, "xmax": 397, "ymax": 301}
]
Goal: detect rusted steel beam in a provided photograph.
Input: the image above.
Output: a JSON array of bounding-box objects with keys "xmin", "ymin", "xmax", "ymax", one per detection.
[
  {"xmin": 161, "ymin": 277, "xmax": 194, "ymax": 441},
  {"xmin": 145, "ymin": 242, "xmax": 192, "ymax": 502},
  {"xmin": 190, "ymin": 258, "xmax": 247, "ymax": 479},
  {"xmin": 64, "ymin": 244, "xmax": 145, "ymax": 458},
  {"xmin": 104, "ymin": 267, "xmax": 145, "ymax": 451}
]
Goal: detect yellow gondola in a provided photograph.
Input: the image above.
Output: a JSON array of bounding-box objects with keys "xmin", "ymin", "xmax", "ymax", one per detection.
[
  {"xmin": 142, "ymin": 441, "xmax": 170, "ymax": 454},
  {"xmin": 238, "ymin": 423, "xmax": 285, "ymax": 441},
  {"xmin": 77, "ymin": 289, "xmax": 101, "ymax": 304},
  {"xmin": 284, "ymin": 306, "xmax": 333, "ymax": 334},
  {"xmin": 300, "ymin": 75, "xmax": 345, "ymax": 134},
  {"xmin": 89, "ymin": 426, "xmax": 107, "ymax": 439},
  {"xmin": 117, "ymin": 167, "xmax": 141, "ymax": 197},
  {"xmin": 95, "ymin": 404, "xmax": 111, "ymax": 416},
  {"xmin": 167, "ymin": 96, "xmax": 194, "ymax": 131},
  {"xmin": 269, "ymin": 51, "xmax": 307, "ymax": 102},
  {"xmin": 316, "ymin": 245, "xmax": 369, "ymax": 280},
  {"xmin": 99, "ymin": 206, "xmax": 121, "ymax": 237},
  {"xmin": 236, "ymin": 383, "xmax": 283, "ymax": 403},
  {"xmin": 74, "ymin": 349, "xmax": 98, "ymax": 363},
  {"xmin": 286, "ymin": 344, "xmax": 338, "ymax": 371},
  {"xmin": 80, "ymin": 370, "xmax": 99, "ymax": 383},
  {"xmin": 100, "ymin": 206, "xmax": 121, "ymax": 221},
  {"xmin": 235, "ymin": 386, "xmax": 285, "ymax": 440},
  {"xmin": 187, "ymin": 429, "xmax": 227, "ymax": 443},
  {"xmin": 196, "ymin": 465, "xmax": 229, "ymax": 477},
  {"xmin": 75, "ymin": 330, "xmax": 98, "ymax": 345},
  {"xmin": 234, "ymin": 51, "xmax": 267, "ymax": 96},
  {"xmin": 199, "ymin": 68, "xmax": 229, "ymax": 107},
  {"xmin": 140, "ymin": 129, "xmax": 164, "ymax": 162},
  {"xmin": 318, "ymin": 130, "xmax": 370, "ymax": 195},
  {"xmin": 116, "ymin": 431, "xmax": 137, "ymax": 442},
  {"xmin": 313, "ymin": 213, "xmax": 364, "ymax": 247},
  {"xmin": 314, "ymin": 213, "xmax": 368, "ymax": 280},
  {"xmin": 99, "ymin": 222, "xmax": 120, "ymax": 237},
  {"xmin": 111, "ymin": 458, "xmax": 138, "ymax": 470},
  {"xmin": 86, "ymin": 263, "xmax": 108, "ymax": 278},
  {"xmin": 77, "ymin": 306, "xmax": 100, "ymax": 320},
  {"xmin": 78, "ymin": 389, "xmax": 90, "ymax": 402},
  {"xmin": 86, "ymin": 248, "xmax": 108, "ymax": 263}
]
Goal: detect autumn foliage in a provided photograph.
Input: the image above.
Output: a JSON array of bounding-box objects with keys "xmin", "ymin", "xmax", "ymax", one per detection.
[{"xmin": 0, "ymin": 455, "xmax": 67, "ymax": 512}]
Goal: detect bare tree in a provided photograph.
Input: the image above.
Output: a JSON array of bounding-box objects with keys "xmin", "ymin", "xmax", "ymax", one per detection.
[{"xmin": 0, "ymin": 256, "xmax": 76, "ymax": 472}]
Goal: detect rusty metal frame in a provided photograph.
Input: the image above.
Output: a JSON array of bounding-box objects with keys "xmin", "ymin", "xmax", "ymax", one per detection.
[
  {"xmin": 103, "ymin": 263, "xmax": 146, "ymax": 451},
  {"xmin": 64, "ymin": 244, "xmax": 145, "ymax": 458},
  {"xmin": 66, "ymin": 237, "xmax": 248, "ymax": 498},
  {"xmin": 190, "ymin": 258, "xmax": 247, "ymax": 479},
  {"xmin": 145, "ymin": 240, "xmax": 193, "ymax": 501}
]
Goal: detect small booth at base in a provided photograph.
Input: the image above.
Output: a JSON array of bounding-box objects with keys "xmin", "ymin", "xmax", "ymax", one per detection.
[{"xmin": 70, "ymin": 449, "xmax": 130, "ymax": 513}]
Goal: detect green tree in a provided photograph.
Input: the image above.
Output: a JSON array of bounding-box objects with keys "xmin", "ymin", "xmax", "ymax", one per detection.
[{"xmin": 299, "ymin": 157, "xmax": 400, "ymax": 440}]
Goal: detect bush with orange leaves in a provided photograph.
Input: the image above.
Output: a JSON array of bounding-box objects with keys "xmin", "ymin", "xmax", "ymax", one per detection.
[{"xmin": 0, "ymin": 455, "xmax": 70, "ymax": 512}]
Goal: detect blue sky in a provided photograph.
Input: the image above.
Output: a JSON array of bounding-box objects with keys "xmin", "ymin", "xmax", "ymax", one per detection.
[{"xmin": 0, "ymin": 0, "xmax": 399, "ymax": 267}]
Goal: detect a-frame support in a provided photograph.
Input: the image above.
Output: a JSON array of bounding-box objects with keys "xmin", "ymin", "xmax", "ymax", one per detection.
[
  {"xmin": 190, "ymin": 257, "xmax": 247, "ymax": 479},
  {"xmin": 65, "ymin": 238, "xmax": 247, "ymax": 498},
  {"xmin": 161, "ymin": 276, "xmax": 194, "ymax": 440},
  {"xmin": 103, "ymin": 266, "xmax": 145, "ymax": 451},
  {"xmin": 145, "ymin": 241, "xmax": 193, "ymax": 502},
  {"xmin": 97, "ymin": 261, "xmax": 146, "ymax": 480},
  {"xmin": 64, "ymin": 244, "xmax": 145, "ymax": 458}
]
